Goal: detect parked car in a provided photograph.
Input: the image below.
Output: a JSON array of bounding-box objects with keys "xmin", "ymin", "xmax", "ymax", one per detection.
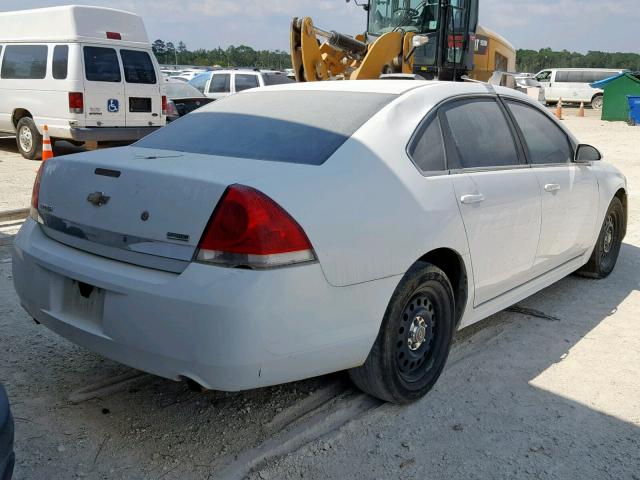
[
  {"xmin": 533, "ymin": 68, "xmax": 624, "ymax": 109},
  {"xmin": 13, "ymin": 80, "xmax": 627, "ymax": 404},
  {"xmin": 189, "ymin": 69, "xmax": 294, "ymax": 99},
  {"xmin": 488, "ymin": 72, "xmax": 545, "ymax": 103},
  {"xmin": 0, "ymin": 6, "xmax": 166, "ymax": 160},
  {"xmin": 163, "ymin": 79, "xmax": 214, "ymax": 122},
  {"xmin": 0, "ymin": 383, "xmax": 14, "ymax": 480}
]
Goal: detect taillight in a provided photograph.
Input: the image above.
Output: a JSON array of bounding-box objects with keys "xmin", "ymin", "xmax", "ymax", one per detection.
[
  {"xmin": 166, "ymin": 99, "xmax": 179, "ymax": 118},
  {"xmin": 106, "ymin": 31, "xmax": 122, "ymax": 40},
  {"xmin": 161, "ymin": 95, "xmax": 168, "ymax": 116},
  {"xmin": 29, "ymin": 163, "xmax": 44, "ymax": 221},
  {"xmin": 69, "ymin": 92, "xmax": 84, "ymax": 114},
  {"xmin": 196, "ymin": 185, "xmax": 316, "ymax": 269}
]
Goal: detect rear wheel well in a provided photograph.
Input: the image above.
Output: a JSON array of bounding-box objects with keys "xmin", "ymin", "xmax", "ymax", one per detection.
[
  {"xmin": 615, "ymin": 188, "xmax": 628, "ymax": 237},
  {"xmin": 417, "ymin": 248, "xmax": 468, "ymax": 326},
  {"xmin": 12, "ymin": 109, "xmax": 32, "ymax": 129}
]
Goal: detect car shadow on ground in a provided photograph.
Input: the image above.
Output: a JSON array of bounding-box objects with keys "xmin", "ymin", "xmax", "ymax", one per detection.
[
  {"xmin": 2, "ymin": 237, "xmax": 639, "ymax": 479},
  {"xmin": 0, "ymin": 136, "xmax": 88, "ymax": 158}
]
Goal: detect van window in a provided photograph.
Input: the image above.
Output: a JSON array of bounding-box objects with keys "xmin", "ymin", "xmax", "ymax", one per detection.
[
  {"xmin": 442, "ymin": 98, "xmax": 520, "ymax": 169},
  {"xmin": 1, "ymin": 45, "xmax": 47, "ymax": 79},
  {"xmin": 555, "ymin": 71, "xmax": 570, "ymax": 82},
  {"xmin": 235, "ymin": 74, "xmax": 260, "ymax": 92},
  {"xmin": 52, "ymin": 45, "xmax": 69, "ymax": 80},
  {"xmin": 209, "ymin": 74, "xmax": 231, "ymax": 93},
  {"xmin": 536, "ymin": 70, "xmax": 551, "ymax": 82},
  {"xmin": 120, "ymin": 50, "xmax": 157, "ymax": 84},
  {"xmin": 84, "ymin": 46, "xmax": 121, "ymax": 82},
  {"xmin": 262, "ymin": 73, "xmax": 294, "ymax": 86}
]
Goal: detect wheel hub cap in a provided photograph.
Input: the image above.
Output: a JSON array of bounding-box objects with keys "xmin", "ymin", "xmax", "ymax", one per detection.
[
  {"xmin": 408, "ymin": 316, "xmax": 427, "ymax": 351},
  {"xmin": 396, "ymin": 292, "xmax": 437, "ymax": 379},
  {"xmin": 19, "ymin": 126, "xmax": 33, "ymax": 152},
  {"xmin": 603, "ymin": 215, "xmax": 615, "ymax": 253}
]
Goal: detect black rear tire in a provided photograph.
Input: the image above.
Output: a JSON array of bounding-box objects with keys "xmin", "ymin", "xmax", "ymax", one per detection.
[
  {"xmin": 15, "ymin": 117, "xmax": 42, "ymax": 160},
  {"xmin": 577, "ymin": 197, "xmax": 624, "ymax": 279},
  {"xmin": 349, "ymin": 262, "xmax": 455, "ymax": 404}
]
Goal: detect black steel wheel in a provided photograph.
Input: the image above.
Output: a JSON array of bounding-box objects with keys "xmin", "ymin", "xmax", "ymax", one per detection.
[
  {"xmin": 577, "ymin": 196, "xmax": 625, "ymax": 279},
  {"xmin": 349, "ymin": 262, "xmax": 455, "ymax": 404}
]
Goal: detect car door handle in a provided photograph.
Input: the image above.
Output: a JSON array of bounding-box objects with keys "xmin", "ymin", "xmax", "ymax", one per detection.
[
  {"xmin": 460, "ymin": 194, "xmax": 486, "ymax": 205},
  {"xmin": 544, "ymin": 183, "xmax": 561, "ymax": 192}
]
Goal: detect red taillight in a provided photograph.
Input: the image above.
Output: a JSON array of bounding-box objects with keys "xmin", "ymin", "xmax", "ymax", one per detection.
[
  {"xmin": 68, "ymin": 92, "xmax": 84, "ymax": 113},
  {"xmin": 166, "ymin": 99, "xmax": 179, "ymax": 118},
  {"xmin": 106, "ymin": 31, "xmax": 122, "ymax": 40},
  {"xmin": 161, "ymin": 95, "xmax": 168, "ymax": 116},
  {"xmin": 196, "ymin": 185, "xmax": 316, "ymax": 268},
  {"xmin": 30, "ymin": 163, "xmax": 44, "ymax": 221}
]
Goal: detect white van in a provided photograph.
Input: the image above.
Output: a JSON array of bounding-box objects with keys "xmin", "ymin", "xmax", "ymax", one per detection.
[
  {"xmin": 533, "ymin": 68, "xmax": 624, "ymax": 109},
  {"xmin": 190, "ymin": 69, "xmax": 294, "ymax": 100},
  {"xmin": 0, "ymin": 6, "xmax": 166, "ymax": 159}
]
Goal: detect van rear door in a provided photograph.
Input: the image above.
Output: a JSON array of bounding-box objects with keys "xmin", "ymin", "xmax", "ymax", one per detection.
[
  {"xmin": 119, "ymin": 49, "xmax": 162, "ymax": 127},
  {"xmin": 82, "ymin": 45, "xmax": 126, "ymax": 126}
]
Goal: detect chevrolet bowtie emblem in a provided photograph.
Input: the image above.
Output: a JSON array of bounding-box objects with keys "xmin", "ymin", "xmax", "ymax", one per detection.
[{"xmin": 87, "ymin": 191, "xmax": 110, "ymax": 207}]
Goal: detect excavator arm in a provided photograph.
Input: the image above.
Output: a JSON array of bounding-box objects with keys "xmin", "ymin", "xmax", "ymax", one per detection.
[{"xmin": 291, "ymin": 17, "xmax": 423, "ymax": 82}]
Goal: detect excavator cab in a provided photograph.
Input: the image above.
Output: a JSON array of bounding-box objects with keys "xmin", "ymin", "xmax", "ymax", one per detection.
[{"xmin": 365, "ymin": 0, "xmax": 479, "ymax": 80}]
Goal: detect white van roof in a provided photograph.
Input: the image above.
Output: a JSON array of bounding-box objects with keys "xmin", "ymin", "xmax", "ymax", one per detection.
[{"xmin": 0, "ymin": 5, "xmax": 149, "ymax": 46}]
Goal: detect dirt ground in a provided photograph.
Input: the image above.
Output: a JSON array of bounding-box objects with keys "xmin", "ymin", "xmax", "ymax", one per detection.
[{"xmin": 0, "ymin": 109, "xmax": 639, "ymax": 480}]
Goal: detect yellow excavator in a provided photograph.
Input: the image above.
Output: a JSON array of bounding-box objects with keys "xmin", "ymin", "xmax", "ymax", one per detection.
[{"xmin": 291, "ymin": 0, "xmax": 516, "ymax": 83}]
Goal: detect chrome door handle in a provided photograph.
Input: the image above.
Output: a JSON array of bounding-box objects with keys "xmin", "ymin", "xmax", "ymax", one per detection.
[
  {"xmin": 544, "ymin": 183, "xmax": 561, "ymax": 192},
  {"xmin": 460, "ymin": 194, "xmax": 486, "ymax": 205}
]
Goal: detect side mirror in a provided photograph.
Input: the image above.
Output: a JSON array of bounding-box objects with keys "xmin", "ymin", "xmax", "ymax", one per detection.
[{"xmin": 575, "ymin": 144, "xmax": 602, "ymax": 163}]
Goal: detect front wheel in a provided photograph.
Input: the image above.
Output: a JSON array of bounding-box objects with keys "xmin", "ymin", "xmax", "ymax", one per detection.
[
  {"xmin": 577, "ymin": 197, "xmax": 624, "ymax": 278},
  {"xmin": 591, "ymin": 94, "xmax": 604, "ymax": 110},
  {"xmin": 349, "ymin": 262, "xmax": 455, "ymax": 404}
]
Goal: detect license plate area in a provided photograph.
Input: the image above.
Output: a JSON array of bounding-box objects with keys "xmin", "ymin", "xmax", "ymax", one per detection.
[
  {"xmin": 62, "ymin": 279, "xmax": 105, "ymax": 325},
  {"xmin": 129, "ymin": 97, "xmax": 152, "ymax": 112}
]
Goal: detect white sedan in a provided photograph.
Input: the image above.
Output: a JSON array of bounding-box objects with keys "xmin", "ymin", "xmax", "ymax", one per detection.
[{"xmin": 12, "ymin": 80, "xmax": 627, "ymax": 404}]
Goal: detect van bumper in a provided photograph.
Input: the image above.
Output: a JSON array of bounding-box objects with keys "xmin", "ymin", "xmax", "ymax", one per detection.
[{"xmin": 69, "ymin": 126, "xmax": 161, "ymax": 142}]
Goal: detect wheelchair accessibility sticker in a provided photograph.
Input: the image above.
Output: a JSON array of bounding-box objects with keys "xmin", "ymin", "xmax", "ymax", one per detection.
[{"xmin": 107, "ymin": 98, "xmax": 120, "ymax": 113}]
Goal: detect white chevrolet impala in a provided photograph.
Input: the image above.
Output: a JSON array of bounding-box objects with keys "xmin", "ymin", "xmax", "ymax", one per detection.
[{"xmin": 12, "ymin": 80, "xmax": 627, "ymax": 403}]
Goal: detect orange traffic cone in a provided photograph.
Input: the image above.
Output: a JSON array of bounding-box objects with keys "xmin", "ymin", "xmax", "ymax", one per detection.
[
  {"xmin": 42, "ymin": 124, "xmax": 53, "ymax": 161},
  {"xmin": 578, "ymin": 102, "xmax": 585, "ymax": 117},
  {"xmin": 555, "ymin": 98, "xmax": 563, "ymax": 120}
]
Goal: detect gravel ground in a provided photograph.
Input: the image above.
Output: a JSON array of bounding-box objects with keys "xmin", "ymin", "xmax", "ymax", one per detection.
[{"xmin": 0, "ymin": 110, "xmax": 638, "ymax": 480}]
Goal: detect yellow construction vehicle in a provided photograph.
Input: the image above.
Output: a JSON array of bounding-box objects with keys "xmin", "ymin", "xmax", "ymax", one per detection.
[{"xmin": 291, "ymin": 0, "xmax": 516, "ymax": 82}]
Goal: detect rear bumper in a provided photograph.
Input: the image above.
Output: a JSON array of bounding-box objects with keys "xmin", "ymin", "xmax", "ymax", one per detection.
[
  {"xmin": 69, "ymin": 126, "xmax": 161, "ymax": 142},
  {"xmin": 12, "ymin": 219, "xmax": 398, "ymax": 391},
  {"xmin": 0, "ymin": 385, "xmax": 14, "ymax": 480}
]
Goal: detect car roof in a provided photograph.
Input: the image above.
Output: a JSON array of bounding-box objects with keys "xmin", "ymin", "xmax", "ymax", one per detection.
[{"xmin": 244, "ymin": 79, "xmax": 442, "ymax": 95}]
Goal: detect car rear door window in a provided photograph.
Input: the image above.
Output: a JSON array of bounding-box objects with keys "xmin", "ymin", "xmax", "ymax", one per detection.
[
  {"xmin": 52, "ymin": 45, "xmax": 68, "ymax": 79},
  {"xmin": 136, "ymin": 90, "xmax": 396, "ymax": 165},
  {"xmin": 1, "ymin": 45, "xmax": 47, "ymax": 79},
  {"xmin": 84, "ymin": 46, "xmax": 121, "ymax": 82},
  {"xmin": 120, "ymin": 50, "xmax": 156, "ymax": 84},
  {"xmin": 506, "ymin": 100, "xmax": 573, "ymax": 165},
  {"xmin": 441, "ymin": 98, "xmax": 520, "ymax": 169},
  {"xmin": 235, "ymin": 74, "xmax": 260, "ymax": 92},
  {"xmin": 408, "ymin": 116, "xmax": 446, "ymax": 173},
  {"xmin": 209, "ymin": 74, "xmax": 230, "ymax": 93}
]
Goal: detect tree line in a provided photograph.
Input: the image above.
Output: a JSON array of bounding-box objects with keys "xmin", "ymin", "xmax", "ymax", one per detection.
[
  {"xmin": 152, "ymin": 40, "xmax": 292, "ymax": 70},
  {"xmin": 516, "ymin": 48, "xmax": 640, "ymax": 73},
  {"xmin": 152, "ymin": 39, "xmax": 640, "ymax": 74}
]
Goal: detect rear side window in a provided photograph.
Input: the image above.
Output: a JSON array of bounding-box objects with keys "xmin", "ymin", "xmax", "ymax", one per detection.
[
  {"xmin": 136, "ymin": 90, "xmax": 396, "ymax": 165},
  {"xmin": 52, "ymin": 45, "xmax": 69, "ymax": 80},
  {"xmin": 120, "ymin": 50, "xmax": 156, "ymax": 84},
  {"xmin": 1, "ymin": 45, "xmax": 47, "ymax": 79},
  {"xmin": 84, "ymin": 47, "xmax": 121, "ymax": 82},
  {"xmin": 234, "ymin": 74, "xmax": 259, "ymax": 92},
  {"xmin": 409, "ymin": 116, "xmax": 446, "ymax": 173},
  {"xmin": 441, "ymin": 98, "xmax": 519, "ymax": 169},
  {"xmin": 262, "ymin": 73, "xmax": 294, "ymax": 86},
  {"xmin": 506, "ymin": 100, "xmax": 573, "ymax": 165},
  {"xmin": 209, "ymin": 74, "xmax": 230, "ymax": 93}
]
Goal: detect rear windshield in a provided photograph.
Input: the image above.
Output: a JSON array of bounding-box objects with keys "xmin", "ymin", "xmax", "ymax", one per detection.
[
  {"xmin": 262, "ymin": 73, "xmax": 295, "ymax": 86},
  {"xmin": 84, "ymin": 46, "xmax": 121, "ymax": 82},
  {"xmin": 121, "ymin": 50, "xmax": 157, "ymax": 84},
  {"xmin": 136, "ymin": 90, "xmax": 396, "ymax": 165}
]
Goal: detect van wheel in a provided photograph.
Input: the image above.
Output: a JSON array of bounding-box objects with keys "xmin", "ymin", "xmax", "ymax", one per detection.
[
  {"xmin": 16, "ymin": 117, "xmax": 42, "ymax": 160},
  {"xmin": 349, "ymin": 262, "xmax": 455, "ymax": 404},
  {"xmin": 577, "ymin": 197, "xmax": 624, "ymax": 279},
  {"xmin": 591, "ymin": 94, "xmax": 604, "ymax": 110}
]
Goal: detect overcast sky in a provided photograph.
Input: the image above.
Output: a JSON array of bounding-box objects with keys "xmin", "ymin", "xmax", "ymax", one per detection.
[{"xmin": 1, "ymin": 0, "xmax": 638, "ymax": 53}]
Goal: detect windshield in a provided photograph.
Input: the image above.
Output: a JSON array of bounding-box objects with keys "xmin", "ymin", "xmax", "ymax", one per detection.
[{"xmin": 368, "ymin": 0, "xmax": 441, "ymax": 35}]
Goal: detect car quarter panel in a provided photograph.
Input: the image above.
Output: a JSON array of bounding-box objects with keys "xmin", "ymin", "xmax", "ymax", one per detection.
[{"xmin": 246, "ymin": 83, "xmax": 485, "ymax": 288}]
